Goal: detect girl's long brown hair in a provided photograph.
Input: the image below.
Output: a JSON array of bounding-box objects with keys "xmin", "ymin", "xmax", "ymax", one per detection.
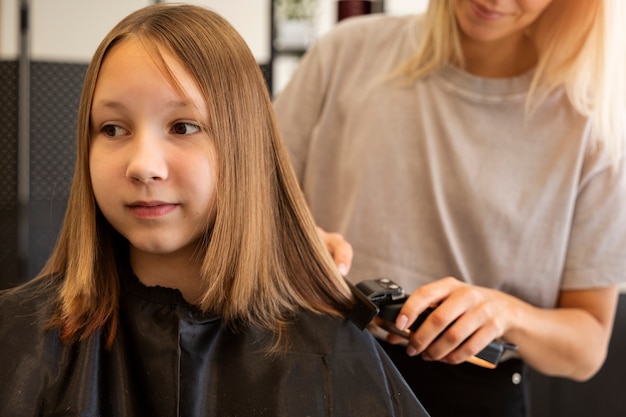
[{"xmin": 41, "ymin": 4, "xmax": 353, "ymax": 350}]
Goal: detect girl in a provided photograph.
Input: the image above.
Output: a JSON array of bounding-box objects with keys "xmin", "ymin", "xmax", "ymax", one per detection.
[
  {"xmin": 0, "ymin": 4, "xmax": 428, "ymax": 416},
  {"xmin": 274, "ymin": 0, "xmax": 626, "ymax": 416}
]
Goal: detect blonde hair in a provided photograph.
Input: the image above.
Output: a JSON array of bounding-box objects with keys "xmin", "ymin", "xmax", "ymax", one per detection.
[
  {"xmin": 397, "ymin": 0, "xmax": 626, "ymax": 162},
  {"xmin": 40, "ymin": 4, "xmax": 352, "ymax": 349}
]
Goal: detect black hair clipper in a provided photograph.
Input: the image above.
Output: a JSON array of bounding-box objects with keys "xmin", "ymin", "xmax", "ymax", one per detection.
[{"xmin": 355, "ymin": 278, "xmax": 517, "ymax": 369}]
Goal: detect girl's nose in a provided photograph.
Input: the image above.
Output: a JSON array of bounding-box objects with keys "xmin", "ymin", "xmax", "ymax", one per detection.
[{"xmin": 125, "ymin": 133, "xmax": 168, "ymax": 183}]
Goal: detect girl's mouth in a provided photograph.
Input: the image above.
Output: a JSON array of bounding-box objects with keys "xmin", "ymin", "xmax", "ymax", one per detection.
[{"xmin": 128, "ymin": 202, "xmax": 178, "ymax": 219}]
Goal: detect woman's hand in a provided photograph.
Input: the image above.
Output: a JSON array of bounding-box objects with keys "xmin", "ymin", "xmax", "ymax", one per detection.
[
  {"xmin": 390, "ymin": 276, "xmax": 619, "ymax": 381},
  {"xmin": 316, "ymin": 226, "xmax": 352, "ymax": 276},
  {"xmin": 389, "ymin": 277, "xmax": 512, "ymax": 365}
]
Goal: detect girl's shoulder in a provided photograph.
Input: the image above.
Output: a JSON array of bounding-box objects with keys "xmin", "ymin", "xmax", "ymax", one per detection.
[
  {"xmin": 271, "ymin": 311, "xmax": 428, "ymax": 414},
  {"xmin": 284, "ymin": 310, "xmax": 378, "ymax": 355}
]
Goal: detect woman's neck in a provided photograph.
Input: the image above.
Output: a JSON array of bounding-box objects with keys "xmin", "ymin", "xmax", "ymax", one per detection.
[{"xmin": 459, "ymin": 32, "xmax": 538, "ymax": 78}]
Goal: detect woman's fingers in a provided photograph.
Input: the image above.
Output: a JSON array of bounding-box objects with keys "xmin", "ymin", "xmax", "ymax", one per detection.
[{"xmin": 316, "ymin": 227, "xmax": 353, "ymax": 275}]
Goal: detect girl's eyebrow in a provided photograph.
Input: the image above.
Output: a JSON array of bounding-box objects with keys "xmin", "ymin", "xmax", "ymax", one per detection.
[
  {"xmin": 91, "ymin": 100, "xmax": 126, "ymax": 112},
  {"xmin": 92, "ymin": 99, "xmax": 192, "ymax": 109}
]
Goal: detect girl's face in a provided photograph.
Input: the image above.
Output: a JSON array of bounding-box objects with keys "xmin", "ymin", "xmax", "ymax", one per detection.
[
  {"xmin": 90, "ymin": 38, "xmax": 217, "ymax": 261},
  {"xmin": 453, "ymin": 0, "xmax": 553, "ymax": 43}
]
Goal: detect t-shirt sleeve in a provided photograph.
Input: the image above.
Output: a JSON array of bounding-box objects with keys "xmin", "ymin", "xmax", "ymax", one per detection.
[{"xmin": 562, "ymin": 151, "xmax": 626, "ymax": 289}]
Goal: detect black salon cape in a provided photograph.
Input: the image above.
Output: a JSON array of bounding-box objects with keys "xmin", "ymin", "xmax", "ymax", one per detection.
[{"xmin": 0, "ymin": 273, "xmax": 429, "ymax": 417}]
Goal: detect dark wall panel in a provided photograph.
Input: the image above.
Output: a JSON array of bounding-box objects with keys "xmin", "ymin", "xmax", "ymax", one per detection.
[
  {"xmin": 27, "ymin": 61, "xmax": 86, "ymax": 280},
  {"xmin": 0, "ymin": 61, "xmax": 19, "ymax": 289},
  {"xmin": 0, "ymin": 60, "xmax": 86, "ymax": 289}
]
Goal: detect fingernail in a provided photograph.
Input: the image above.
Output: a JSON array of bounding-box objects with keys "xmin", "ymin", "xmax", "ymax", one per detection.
[
  {"xmin": 422, "ymin": 352, "xmax": 432, "ymax": 361},
  {"xmin": 407, "ymin": 346, "xmax": 418, "ymax": 357},
  {"xmin": 396, "ymin": 314, "xmax": 408, "ymax": 330},
  {"xmin": 338, "ymin": 263, "xmax": 348, "ymax": 276}
]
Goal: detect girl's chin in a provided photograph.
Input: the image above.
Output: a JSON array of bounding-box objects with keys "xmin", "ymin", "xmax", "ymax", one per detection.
[{"xmin": 128, "ymin": 240, "xmax": 193, "ymax": 257}]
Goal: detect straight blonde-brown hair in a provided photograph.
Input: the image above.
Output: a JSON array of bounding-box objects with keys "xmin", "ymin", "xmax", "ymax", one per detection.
[{"xmin": 40, "ymin": 4, "xmax": 352, "ymax": 349}]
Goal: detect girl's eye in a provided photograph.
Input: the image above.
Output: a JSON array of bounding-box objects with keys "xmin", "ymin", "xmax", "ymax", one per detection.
[
  {"xmin": 173, "ymin": 122, "xmax": 201, "ymax": 135},
  {"xmin": 102, "ymin": 124, "xmax": 128, "ymax": 137}
]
